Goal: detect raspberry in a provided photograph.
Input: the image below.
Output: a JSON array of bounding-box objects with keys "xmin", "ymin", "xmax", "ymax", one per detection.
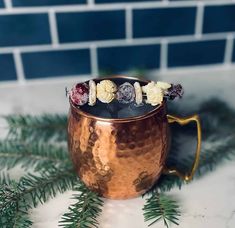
[
  {"xmin": 116, "ymin": 82, "xmax": 135, "ymax": 104},
  {"xmin": 69, "ymin": 82, "xmax": 89, "ymax": 106}
]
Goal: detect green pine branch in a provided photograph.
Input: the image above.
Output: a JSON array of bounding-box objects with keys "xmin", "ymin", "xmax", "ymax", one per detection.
[
  {"xmin": 0, "ymin": 140, "xmax": 71, "ymax": 171},
  {"xmin": 0, "ymin": 181, "xmax": 32, "ymax": 228},
  {"xmin": 11, "ymin": 207, "xmax": 33, "ymax": 228},
  {"xmin": 59, "ymin": 184, "xmax": 104, "ymax": 228},
  {"xmin": 0, "ymin": 167, "xmax": 77, "ymax": 227},
  {"xmin": 3, "ymin": 114, "xmax": 67, "ymax": 142},
  {"xmin": 0, "ymin": 172, "xmax": 11, "ymax": 185},
  {"xmin": 143, "ymin": 192, "xmax": 180, "ymax": 228},
  {"xmin": 19, "ymin": 167, "xmax": 77, "ymax": 207},
  {"xmin": 196, "ymin": 135, "xmax": 235, "ymax": 175},
  {"xmin": 11, "ymin": 207, "xmax": 32, "ymax": 228}
]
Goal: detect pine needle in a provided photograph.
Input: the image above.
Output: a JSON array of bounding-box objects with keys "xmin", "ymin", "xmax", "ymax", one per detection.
[
  {"xmin": 143, "ymin": 192, "xmax": 180, "ymax": 228},
  {"xmin": 0, "ymin": 172, "xmax": 11, "ymax": 185},
  {"xmin": 0, "ymin": 167, "xmax": 77, "ymax": 227},
  {"xmin": 21, "ymin": 167, "xmax": 77, "ymax": 207},
  {"xmin": 0, "ymin": 140, "xmax": 71, "ymax": 171},
  {"xmin": 59, "ymin": 184, "xmax": 104, "ymax": 228},
  {"xmin": 3, "ymin": 114, "xmax": 67, "ymax": 142},
  {"xmin": 0, "ymin": 180, "xmax": 33, "ymax": 228}
]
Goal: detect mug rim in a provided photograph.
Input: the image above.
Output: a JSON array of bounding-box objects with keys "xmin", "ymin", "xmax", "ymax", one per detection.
[{"xmin": 69, "ymin": 75, "xmax": 166, "ymax": 123}]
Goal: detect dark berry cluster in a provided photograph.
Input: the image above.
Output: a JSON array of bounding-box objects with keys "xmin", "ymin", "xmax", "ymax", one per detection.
[{"xmin": 165, "ymin": 84, "xmax": 184, "ymax": 100}]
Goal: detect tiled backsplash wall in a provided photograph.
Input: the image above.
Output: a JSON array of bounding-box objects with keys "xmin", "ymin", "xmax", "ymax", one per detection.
[{"xmin": 0, "ymin": 0, "xmax": 235, "ymax": 82}]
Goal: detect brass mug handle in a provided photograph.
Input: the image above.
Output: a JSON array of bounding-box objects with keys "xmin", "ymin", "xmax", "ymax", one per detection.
[{"xmin": 163, "ymin": 114, "xmax": 202, "ymax": 182}]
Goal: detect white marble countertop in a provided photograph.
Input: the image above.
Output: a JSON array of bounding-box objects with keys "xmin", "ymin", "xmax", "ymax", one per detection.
[{"xmin": 1, "ymin": 66, "xmax": 235, "ymax": 228}]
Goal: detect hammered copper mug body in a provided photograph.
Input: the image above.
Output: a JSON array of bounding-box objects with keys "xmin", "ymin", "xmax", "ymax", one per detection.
[{"xmin": 68, "ymin": 76, "xmax": 202, "ymax": 199}]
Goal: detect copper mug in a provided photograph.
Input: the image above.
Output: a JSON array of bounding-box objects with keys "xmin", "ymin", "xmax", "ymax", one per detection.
[{"xmin": 68, "ymin": 76, "xmax": 201, "ymax": 199}]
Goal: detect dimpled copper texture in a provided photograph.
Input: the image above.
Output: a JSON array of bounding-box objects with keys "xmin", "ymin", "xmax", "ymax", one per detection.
[{"xmin": 68, "ymin": 77, "xmax": 170, "ymax": 200}]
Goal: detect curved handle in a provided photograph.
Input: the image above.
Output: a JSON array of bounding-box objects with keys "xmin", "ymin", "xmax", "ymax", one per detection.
[{"xmin": 163, "ymin": 114, "xmax": 202, "ymax": 182}]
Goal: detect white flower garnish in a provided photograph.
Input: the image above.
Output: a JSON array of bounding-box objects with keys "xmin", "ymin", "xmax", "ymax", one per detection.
[
  {"xmin": 156, "ymin": 81, "xmax": 171, "ymax": 90},
  {"xmin": 142, "ymin": 81, "xmax": 164, "ymax": 106},
  {"xmin": 97, "ymin": 80, "xmax": 117, "ymax": 103}
]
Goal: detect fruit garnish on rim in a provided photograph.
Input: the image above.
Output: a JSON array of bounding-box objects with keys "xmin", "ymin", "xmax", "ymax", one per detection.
[{"xmin": 68, "ymin": 79, "xmax": 184, "ymax": 107}]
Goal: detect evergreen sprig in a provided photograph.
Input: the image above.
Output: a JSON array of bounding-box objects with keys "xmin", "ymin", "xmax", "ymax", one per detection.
[
  {"xmin": 143, "ymin": 193, "xmax": 180, "ymax": 228},
  {"xmin": 0, "ymin": 167, "xmax": 77, "ymax": 227},
  {"xmin": 0, "ymin": 181, "xmax": 32, "ymax": 228},
  {"xmin": 20, "ymin": 167, "xmax": 77, "ymax": 207},
  {"xmin": 190, "ymin": 134, "xmax": 235, "ymax": 177},
  {"xmin": 0, "ymin": 140, "xmax": 71, "ymax": 171},
  {"xmin": 0, "ymin": 172, "xmax": 11, "ymax": 185},
  {"xmin": 4, "ymin": 114, "xmax": 67, "ymax": 142},
  {"xmin": 59, "ymin": 184, "xmax": 104, "ymax": 228}
]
